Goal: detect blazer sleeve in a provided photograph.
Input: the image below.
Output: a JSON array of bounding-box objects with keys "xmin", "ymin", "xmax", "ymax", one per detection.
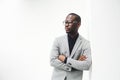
[
  {"xmin": 50, "ymin": 38, "xmax": 72, "ymax": 71},
  {"xmin": 66, "ymin": 41, "xmax": 92, "ymax": 71}
]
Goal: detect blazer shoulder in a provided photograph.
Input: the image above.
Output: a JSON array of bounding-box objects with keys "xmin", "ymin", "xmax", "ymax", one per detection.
[
  {"xmin": 53, "ymin": 35, "xmax": 67, "ymax": 46},
  {"xmin": 79, "ymin": 35, "xmax": 89, "ymax": 41},
  {"xmin": 79, "ymin": 35, "xmax": 90, "ymax": 46},
  {"xmin": 55, "ymin": 35, "xmax": 67, "ymax": 41}
]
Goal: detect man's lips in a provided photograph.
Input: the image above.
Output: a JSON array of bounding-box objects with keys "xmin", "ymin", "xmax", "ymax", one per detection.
[{"xmin": 65, "ymin": 28, "xmax": 70, "ymax": 31}]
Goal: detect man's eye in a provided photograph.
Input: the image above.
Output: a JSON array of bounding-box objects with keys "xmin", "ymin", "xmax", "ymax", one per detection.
[{"xmin": 66, "ymin": 22, "xmax": 72, "ymax": 23}]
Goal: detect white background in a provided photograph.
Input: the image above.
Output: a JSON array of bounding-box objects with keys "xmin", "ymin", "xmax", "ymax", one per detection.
[
  {"xmin": 90, "ymin": 0, "xmax": 120, "ymax": 80},
  {"xmin": 0, "ymin": 0, "xmax": 120, "ymax": 80}
]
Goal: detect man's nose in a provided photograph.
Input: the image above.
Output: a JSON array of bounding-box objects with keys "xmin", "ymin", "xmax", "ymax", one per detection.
[{"xmin": 65, "ymin": 23, "xmax": 69, "ymax": 27}]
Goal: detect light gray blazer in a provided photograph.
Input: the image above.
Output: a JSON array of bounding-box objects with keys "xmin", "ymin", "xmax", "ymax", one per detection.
[{"xmin": 50, "ymin": 34, "xmax": 92, "ymax": 80}]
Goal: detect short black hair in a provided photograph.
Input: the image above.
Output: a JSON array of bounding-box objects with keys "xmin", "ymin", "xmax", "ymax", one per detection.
[{"xmin": 68, "ymin": 13, "xmax": 81, "ymax": 23}]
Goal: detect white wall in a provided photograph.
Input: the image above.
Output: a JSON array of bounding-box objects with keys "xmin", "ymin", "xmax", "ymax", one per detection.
[
  {"xmin": 0, "ymin": 0, "xmax": 90, "ymax": 80},
  {"xmin": 90, "ymin": 0, "xmax": 120, "ymax": 80},
  {"xmin": 1, "ymin": 0, "xmax": 120, "ymax": 80}
]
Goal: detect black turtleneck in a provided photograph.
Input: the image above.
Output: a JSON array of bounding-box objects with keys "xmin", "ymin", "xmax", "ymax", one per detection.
[
  {"xmin": 64, "ymin": 33, "xmax": 79, "ymax": 63},
  {"xmin": 68, "ymin": 33, "xmax": 79, "ymax": 54}
]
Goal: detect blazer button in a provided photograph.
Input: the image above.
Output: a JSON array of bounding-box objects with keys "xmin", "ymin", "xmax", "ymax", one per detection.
[
  {"xmin": 66, "ymin": 68, "xmax": 69, "ymax": 71},
  {"xmin": 68, "ymin": 63, "xmax": 72, "ymax": 65}
]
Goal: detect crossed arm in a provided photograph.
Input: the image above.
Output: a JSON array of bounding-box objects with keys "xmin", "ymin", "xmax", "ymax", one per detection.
[
  {"xmin": 50, "ymin": 52, "xmax": 91, "ymax": 71},
  {"xmin": 50, "ymin": 39, "xmax": 92, "ymax": 71},
  {"xmin": 58, "ymin": 54, "xmax": 87, "ymax": 62},
  {"xmin": 57, "ymin": 53, "xmax": 91, "ymax": 71}
]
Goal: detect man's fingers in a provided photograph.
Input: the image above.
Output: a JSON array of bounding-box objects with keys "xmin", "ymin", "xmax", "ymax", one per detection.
[{"xmin": 79, "ymin": 55, "xmax": 87, "ymax": 61}]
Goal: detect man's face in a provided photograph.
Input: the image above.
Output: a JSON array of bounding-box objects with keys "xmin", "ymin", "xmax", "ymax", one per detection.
[{"xmin": 64, "ymin": 15, "xmax": 80, "ymax": 34}]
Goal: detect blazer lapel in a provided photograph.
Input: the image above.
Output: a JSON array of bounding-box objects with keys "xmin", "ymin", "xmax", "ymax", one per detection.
[
  {"xmin": 64, "ymin": 35, "xmax": 70, "ymax": 57},
  {"xmin": 70, "ymin": 35, "xmax": 82, "ymax": 58}
]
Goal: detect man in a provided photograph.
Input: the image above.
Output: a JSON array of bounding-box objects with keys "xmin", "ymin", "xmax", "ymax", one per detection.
[{"xmin": 50, "ymin": 13, "xmax": 92, "ymax": 80}]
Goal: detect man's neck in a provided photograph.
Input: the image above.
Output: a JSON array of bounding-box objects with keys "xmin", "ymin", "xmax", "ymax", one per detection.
[{"xmin": 68, "ymin": 32, "xmax": 78, "ymax": 38}]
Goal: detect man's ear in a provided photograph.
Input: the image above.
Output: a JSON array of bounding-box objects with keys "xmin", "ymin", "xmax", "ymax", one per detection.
[{"xmin": 77, "ymin": 22, "xmax": 81, "ymax": 27}]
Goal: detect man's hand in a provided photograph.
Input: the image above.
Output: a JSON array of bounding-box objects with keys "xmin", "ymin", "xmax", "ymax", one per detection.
[
  {"xmin": 58, "ymin": 55, "xmax": 66, "ymax": 62},
  {"xmin": 78, "ymin": 55, "xmax": 87, "ymax": 61}
]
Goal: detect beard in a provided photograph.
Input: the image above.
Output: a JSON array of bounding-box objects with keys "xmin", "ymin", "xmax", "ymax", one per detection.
[{"xmin": 66, "ymin": 28, "xmax": 77, "ymax": 35}]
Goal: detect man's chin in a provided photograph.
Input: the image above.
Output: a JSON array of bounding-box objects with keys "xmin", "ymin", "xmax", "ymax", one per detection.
[
  {"xmin": 66, "ymin": 30, "xmax": 70, "ymax": 33},
  {"xmin": 66, "ymin": 31, "xmax": 70, "ymax": 33},
  {"xmin": 66, "ymin": 31, "xmax": 75, "ymax": 35}
]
